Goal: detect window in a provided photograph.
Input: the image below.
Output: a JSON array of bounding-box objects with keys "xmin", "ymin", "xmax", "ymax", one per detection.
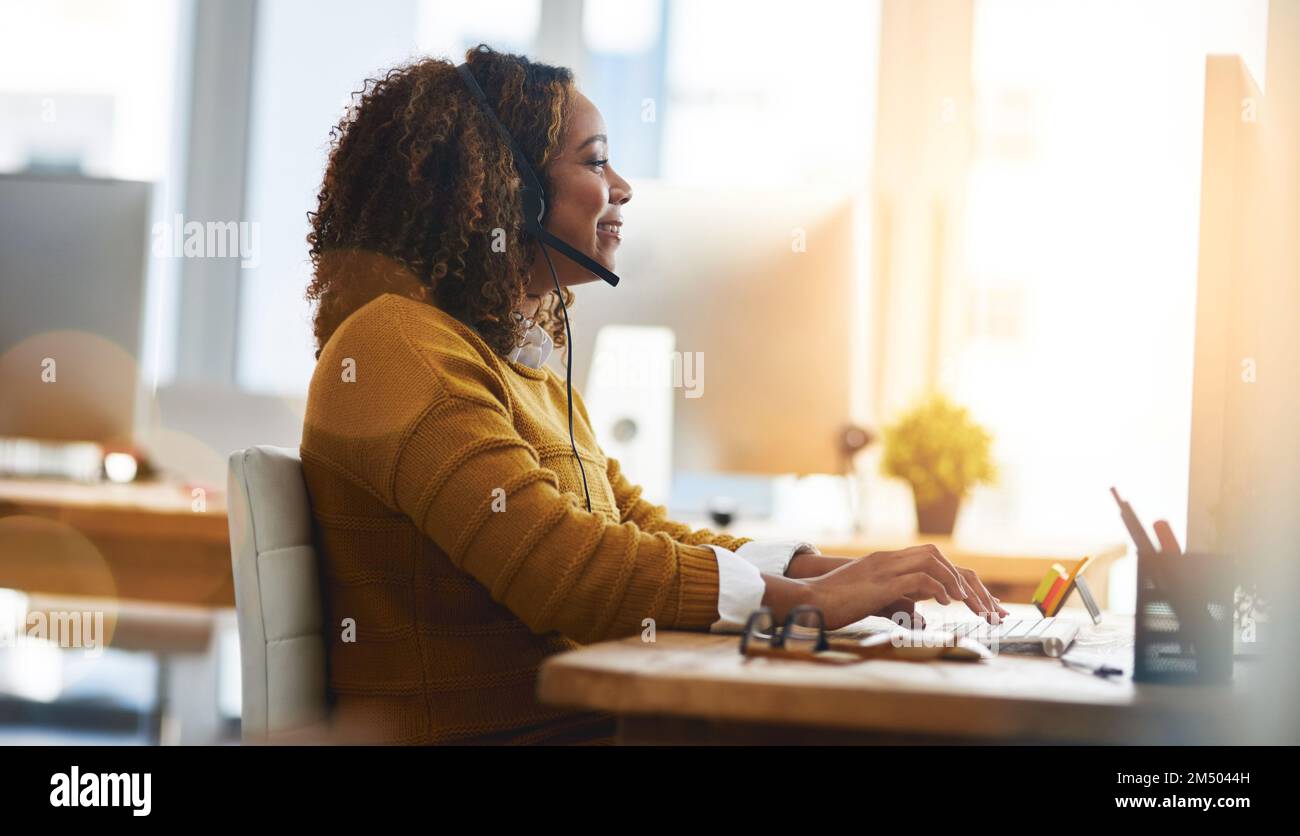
[
  {"xmin": 943, "ymin": 0, "xmax": 1270, "ymax": 609},
  {"xmin": 235, "ymin": 0, "xmax": 541, "ymax": 395},
  {"xmin": 580, "ymin": 0, "xmax": 667, "ymax": 179},
  {"xmin": 659, "ymin": 0, "xmax": 880, "ymax": 187},
  {"xmin": 0, "ymin": 0, "xmax": 182, "ymax": 180},
  {"xmin": 580, "ymin": 0, "xmax": 882, "ymax": 186},
  {"xmin": 419, "ymin": 0, "xmax": 540, "ymax": 57},
  {"xmin": 0, "ymin": 0, "xmax": 186, "ymax": 388},
  {"xmin": 227, "ymin": 0, "xmax": 881, "ymax": 394}
]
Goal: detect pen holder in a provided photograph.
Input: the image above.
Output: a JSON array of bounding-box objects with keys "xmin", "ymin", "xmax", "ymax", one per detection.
[{"xmin": 1134, "ymin": 550, "xmax": 1233, "ymax": 684}]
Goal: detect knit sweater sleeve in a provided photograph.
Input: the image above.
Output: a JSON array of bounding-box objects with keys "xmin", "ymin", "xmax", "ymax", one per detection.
[
  {"xmin": 389, "ymin": 352, "xmax": 723, "ymax": 646},
  {"xmin": 563, "ymin": 383, "xmax": 755, "ymax": 553},
  {"xmin": 604, "ymin": 455, "xmax": 755, "ymax": 553}
]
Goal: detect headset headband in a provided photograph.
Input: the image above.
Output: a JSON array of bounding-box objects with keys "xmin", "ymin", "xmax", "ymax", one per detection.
[{"xmin": 456, "ymin": 62, "xmax": 547, "ymax": 226}]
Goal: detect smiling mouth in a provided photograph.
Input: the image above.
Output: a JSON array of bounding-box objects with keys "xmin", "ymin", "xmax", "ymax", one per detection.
[{"xmin": 596, "ymin": 222, "xmax": 622, "ymax": 241}]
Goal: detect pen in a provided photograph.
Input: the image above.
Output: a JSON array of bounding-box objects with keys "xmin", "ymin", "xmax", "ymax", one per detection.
[
  {"xmin": 1109, "ymin": 486, "xmax": 1157, "ymax": 556},
  {"xmin": 1060, "ymin": 657, "xmax": 1123, "ymax": 679},
  {"xmin": 1110, "ymin": 486, "xmax": 1174, "ymax": 602},
  {"xmin": 1153, "ymin": 519, "xmax": 1182, "ymax": 555}
]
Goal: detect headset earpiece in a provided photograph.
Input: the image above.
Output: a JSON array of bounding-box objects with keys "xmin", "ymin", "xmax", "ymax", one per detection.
[{"xmin": 520, "ymin": 186, "xmax": 545, "ymax": 229}]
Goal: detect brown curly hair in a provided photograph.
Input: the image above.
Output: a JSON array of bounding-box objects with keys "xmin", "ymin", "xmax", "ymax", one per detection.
[{"xmin": 306, "ymin": 44, "xmax": 578, "ymax": 358}]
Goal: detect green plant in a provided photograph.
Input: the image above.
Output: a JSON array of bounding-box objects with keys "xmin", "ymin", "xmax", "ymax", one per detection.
[{"xmin": 881, "ymin": 393, "xmax": 997, "ymax": 506}]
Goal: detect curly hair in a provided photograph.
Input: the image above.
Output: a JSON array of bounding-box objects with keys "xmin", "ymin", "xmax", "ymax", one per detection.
[{"xmin": 306, "ymin": 44, "xmax": 578, "ymax": 358}]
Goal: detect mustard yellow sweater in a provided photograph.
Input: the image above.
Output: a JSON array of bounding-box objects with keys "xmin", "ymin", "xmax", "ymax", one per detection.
[{"xmin": 300, "ymin": 292, "xmax": 754, "ymax": 744}]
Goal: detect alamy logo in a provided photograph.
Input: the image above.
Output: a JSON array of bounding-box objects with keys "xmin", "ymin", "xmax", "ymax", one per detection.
[
  {"xmin": 589, "ymin": 348, "xmax": 705, "ymax": 399},
  {"xmin": 151, "ymin": 213, "xmax": 260, "ymax": 268},
  {"xmin": 1, "ymin": 609, "xmax": 104, "ymax": 656},
  {"xmin": 50, "ymin": 766, "xmax": 151, "ymax": 816}
]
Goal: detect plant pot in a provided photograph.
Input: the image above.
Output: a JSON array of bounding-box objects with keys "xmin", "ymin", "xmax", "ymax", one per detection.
[{"xmin": 914, "ymin": 491, "xmax": 961, "ymax": 536}]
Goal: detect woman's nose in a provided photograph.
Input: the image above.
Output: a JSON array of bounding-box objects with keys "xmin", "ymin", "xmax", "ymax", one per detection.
[{"xmin": 610, "ymin": 169, "xmax": 632, "ymax": 205}]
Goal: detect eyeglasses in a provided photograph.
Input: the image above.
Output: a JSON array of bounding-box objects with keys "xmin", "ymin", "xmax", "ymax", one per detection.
[
  {"xmin": 739, "ymin": 605, "xmax": 836, "ymax": 661},
  {"xmin": 738, "ymin": 605, "xmax": 995, "ymax": 665}
]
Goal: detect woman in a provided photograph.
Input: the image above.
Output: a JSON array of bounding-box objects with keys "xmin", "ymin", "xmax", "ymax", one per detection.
[{"xmin": 300, "ymin": 45, "xmax": 1008, "ymax": 745}]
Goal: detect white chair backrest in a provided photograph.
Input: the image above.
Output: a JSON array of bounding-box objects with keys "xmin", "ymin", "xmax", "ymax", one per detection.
[{"xmin": 226, "ymin": 445, "xmax": 328, "ymax": 743}]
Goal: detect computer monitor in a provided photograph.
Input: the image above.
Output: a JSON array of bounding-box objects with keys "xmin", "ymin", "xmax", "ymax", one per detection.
[
  {"xmin": 0, "ymin": 173, "xmax": 152, "ymax": 447},
  {"xmin": 562, "ymin": 179, "xmax": 861, "ymax": 478},
  {"xmin": 1187, "ymin": 54, "xmax": 1300, "ymax": 567},
  {"xmin": 1187, "ymin": 6, "xmax": 1300, "ymax": 741}
]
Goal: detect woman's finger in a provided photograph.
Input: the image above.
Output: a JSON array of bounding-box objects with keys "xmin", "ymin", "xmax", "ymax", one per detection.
[
  {"xmin": 892, "ymin": 550, "xmax": 967, "ymax": 602},
  {"xmin": 892, "ymin": 572, "xmax": 951, "ymax": 606},
  {"xmin": 960, "ymin": 567, "xmax": 1007, "ymax": 623},
  {"xmin": 913, "ymin": 544, "xmax": 976, "ymax": 599}
]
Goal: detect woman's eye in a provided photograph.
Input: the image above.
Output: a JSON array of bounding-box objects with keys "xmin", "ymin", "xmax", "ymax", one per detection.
[{"xmin": 588, "ymin": 158, "xmax": 609, "ymax": 170}]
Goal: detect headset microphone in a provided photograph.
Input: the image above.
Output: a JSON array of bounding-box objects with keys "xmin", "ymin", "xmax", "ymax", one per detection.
[{"xmin": 456, "ymin": 61, "xmax": 615, "ymax": 513}]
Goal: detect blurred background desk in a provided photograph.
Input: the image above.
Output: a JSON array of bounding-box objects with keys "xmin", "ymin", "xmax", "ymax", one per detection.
[
  {"xmin": 0, "ymin": 477, "xmax": 234, "ymax": 744},
  {"xmin": 0, "ymin": 477, "xmax": 232, "ymax": 607}
]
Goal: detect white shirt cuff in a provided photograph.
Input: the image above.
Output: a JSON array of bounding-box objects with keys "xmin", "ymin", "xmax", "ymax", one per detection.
[
  {"xmin": 734, "ymin": 539, "xmax": 817, "ymax": 577},
  {"xmin": 704, "ymin": 544, "xmax": 767, "ymax": 633}
]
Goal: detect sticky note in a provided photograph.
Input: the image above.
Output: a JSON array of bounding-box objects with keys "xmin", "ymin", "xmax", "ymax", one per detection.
[
  {"xmin": 1032, "ymin": 568, "xmax": 1061, "ymax": 604},
  {"xmin": 1041, "ymin": 576, "xmax": 1070, "ymax": 616}
]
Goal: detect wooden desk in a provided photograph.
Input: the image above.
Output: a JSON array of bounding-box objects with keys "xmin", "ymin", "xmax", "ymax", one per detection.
[
  {"xmin": 538, "ymin": 604, "xmax": 1249, "ymax": 745},
  {"xmin": 0, "ymin": 478, "xmax": 233, "ymax": 607}
]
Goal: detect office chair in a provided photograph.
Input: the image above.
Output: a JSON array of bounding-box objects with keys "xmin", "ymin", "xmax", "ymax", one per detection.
[{"xmin": 226, "ymin": 445, "xmax": 330, "ymax": 743}]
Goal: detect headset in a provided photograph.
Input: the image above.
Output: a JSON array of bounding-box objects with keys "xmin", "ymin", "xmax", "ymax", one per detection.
[{"xmin": 456, "ymin": 61, "xmax": 619, "ymax": 514}]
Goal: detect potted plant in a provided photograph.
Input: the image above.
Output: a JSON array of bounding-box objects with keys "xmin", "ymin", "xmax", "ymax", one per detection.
[{"xmin": 881, "ymin": 393, "xmax": 996, "ymax": 535}]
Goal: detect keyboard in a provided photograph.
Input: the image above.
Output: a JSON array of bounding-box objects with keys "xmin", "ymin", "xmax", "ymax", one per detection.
[
  {"xmin": 828, "ymin": 613, "xmax": 1082, "ymax": 657},
  {"xmin": 938, "ymin": 617, "xmax": 1080, "ymax": 658}
]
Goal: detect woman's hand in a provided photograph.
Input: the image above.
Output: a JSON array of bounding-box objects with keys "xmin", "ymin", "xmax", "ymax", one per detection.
[
  {"xmin": 786, "ymin": 554, "xmax": 924, "ymax": 624},
  {"xmin": 802, "ymin": 544, "xmax": 1009, "ymax": 630}
]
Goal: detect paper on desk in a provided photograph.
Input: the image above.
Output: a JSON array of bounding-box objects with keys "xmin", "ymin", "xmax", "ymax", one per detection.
[{"xmin": 826, "ymin": 615, "xmax": 909, "ymax": 637}]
